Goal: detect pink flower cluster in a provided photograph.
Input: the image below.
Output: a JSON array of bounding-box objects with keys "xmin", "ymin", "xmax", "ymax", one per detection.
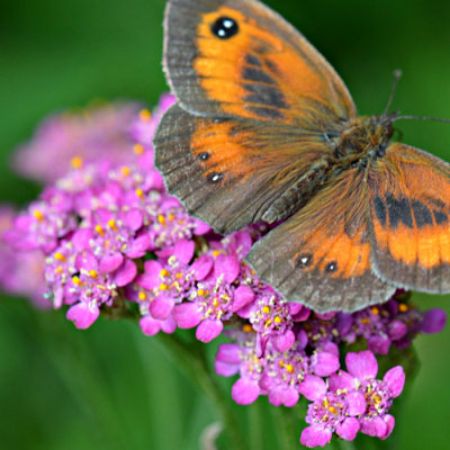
[{"xmin": 0, "ymin": 95, "xmax": 447, "ymax": 448}]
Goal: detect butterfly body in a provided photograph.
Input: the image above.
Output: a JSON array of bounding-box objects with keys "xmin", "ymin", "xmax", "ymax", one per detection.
[{"xmin": 155, "ymin": 0, "xmax": 450, "ymax": 312}]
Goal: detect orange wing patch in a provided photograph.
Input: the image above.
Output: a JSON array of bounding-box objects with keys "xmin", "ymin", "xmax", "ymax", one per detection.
[
  {"xmin": 292, "ymin": 226, "xmax": 371, "ymax": 280},
  {"xmin": 190, "ymin": 119, "xmax": 251, "ymax": 178},
  {"xmin": 370, "ymin": 143, "xmax": 450, "ymax": 292}
]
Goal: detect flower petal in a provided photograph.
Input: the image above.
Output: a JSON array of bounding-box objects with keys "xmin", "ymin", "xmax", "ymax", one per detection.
[
  {"xmin": 216, "ymin": 343, "xmax": 241, "ymax": 365},
  {"xmin": 269, "ymin": 386, "xmax": 299, "ymax": 408},
  {"xmin": 368, "ymin": 335, "xmax": 391, "ymax": 355},
  {"xmin": 113, "ymin": 259, "xmax": 137, "ymax": 287},
  {"xmin": 421, "ymin": 309, "xmax": 447, "ymax": 334},
  {"xmin": 347, "ymin": 391, "xmax": 366, "ymax": 416},
  {"xmin": 139, "ymin": 315, "xmax": 160, "ymax": 336},
  {"xmin": 381, "ymin": 415, "xmax": 395, "ymax": 440},
  {"xmin": 99, "ymin": 253, "xmax": 124, "ymax": 273},
  {"xmin": 173, "ymin": 303, "xmax": 202, "ymax": 329},
  {"xmin": 383, "ymin": 366, "xmax": 405, "ymax": 398},
  {"xmin": 232, "ymin": 285, "xmax": 255, "ymax": 312},
  {"xmin": 329, "ymin": 371, "xmax": 356, "ymax": 392},
  {"xmin": 231, "ymin": 378, "xmax": 260, "ymax": 405},
  {"xmin": 299, "ymin": 375, "xmax": 327, "ymax": 401},
  {"xmin": 191, "ymin": 255, "xmax": 214, "ymax": 281},
  {"xmin": 300, "ymin": 425, "xmax": 332, "ymax": 448},
  {"xmin": 126, "ymin": 234, "xmax": 151, "ymax": 258},
  {"xmin": 214, "ymin": 254, "xmax": 240, "ymax": 283},
  {"xmin": 336, "ymin": 417, "xmax": 360, "ymax": 441},
  {"xmin": 312, "ymin": 351, "xmax": 340, "ymax": 377},
  {"xmin": 173, "ymin": 239, "xmax": 195, "ymax": 265},
  {"xmin": 346, "ymin": 350, "xmax": 378, "ymax": 380},
  {"xmin": 66, "ymin": 302, "xmax": 99, "ymax": 329},
  {"xmin": 273, "ymin": 330, "xmax": 296, "ymax": 353},
  {"xmin": 360, "ymin": 416, "xmax": 387, "ymax": 438},
  {"xmin": 196, "ymin": 319, "xmax": 224, "ymax": 343},
  {"xmin": 150, "ymin": 297, "xmax": 175, "ymax": 320},
  {"xmin": 138, "ymin": 260, "xmax": 163, "ymax": 289},
  {"xmin": 160, "ymin": 316, "xmax": 177, "ymax": 334}
]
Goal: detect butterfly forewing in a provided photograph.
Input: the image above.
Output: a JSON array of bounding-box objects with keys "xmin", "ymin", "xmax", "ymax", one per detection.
[
  {"xmin": 164, "ymin": 0, "xmax": 356, "ymax": 127},
  {"xmin": 155, "ymin": 104, "xmax": 334, "ymax": 233},
  {"xmin": 369, "ymin": 143, "xmax": 450, "ymax": 293}
]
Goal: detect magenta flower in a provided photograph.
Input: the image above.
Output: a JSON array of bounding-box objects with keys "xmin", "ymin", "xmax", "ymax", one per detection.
[
  {"xmin": 130, "ymin": 94, "xmax": 176, "ymax": 146},
  {"xmin": 260, "ymin": 345, "xmax": 310, "ymax": 407},
  {"xmin": 0, "ymin": 206, "xmax": 48, "ymax": 307},
  {"xmin": 215, "ymin": 339, "xmax": 261, "ymax": 405},
  {"xmin": 300, "ymin": 351, "xmax": 405, "ymax": 447},
  {"xmin": 7, "ymin": 195, "xmax": 76, "ymax": 253},
  {"xmin": 244, "ymin": 289, "xmax": 297, "ymax": 353},
  {"xmin": 137, "ymin": 239, "xmax": 195, "ymax": 320},
  {"xmin": 13, "ymin": 102, "xmax": 141, "ymax": 183}
]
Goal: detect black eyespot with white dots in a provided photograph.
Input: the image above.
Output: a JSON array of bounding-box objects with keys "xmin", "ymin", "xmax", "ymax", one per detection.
[
  {"xmin": 325, "ymin": 261, "xmax": 338, "ymax": 273},
  {"xmin": 211, "ymin": 17, "xmax": 239, "ymax": 39},
  {"xmin": 198, "ymin": 152, "xmax": 210, "ymax": 161},
  {"xmin": 296, "ymin": 253, "xmax": 313, "ymax": 269},
  {"xmin": 207, "ymin": 172, "xmax": 224, "ymax": 184}
]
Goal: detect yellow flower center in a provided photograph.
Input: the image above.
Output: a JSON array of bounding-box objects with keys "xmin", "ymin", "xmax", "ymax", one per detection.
[
  {"xmin": 139, "ymin": 109, "xmax": 152, "ymax": 121},
  {"xmin": 120, "ymin": 166, "xmax": 131, "ymax": 177},
  {"xmin": 95, "ymin": 225, "xmax": 105, "ymax": 236},
  {"xmin": 70, "ymin": 156, "xmax": 84, "ymax": 169},
  {"xmin": 33, "ymin": 210, "xmax": 45, "ymax": 222},
  {"xmin": 107, "ymin": 219, "xmax": 118, "ymax": 231},
  {"xmin": 54, "ymin": 252, "xmax": 66, "ymax": 262}
]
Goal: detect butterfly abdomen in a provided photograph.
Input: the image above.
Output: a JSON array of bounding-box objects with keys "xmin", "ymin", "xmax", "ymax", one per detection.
[{"xmin": 262, "ymin": 157, "xmax": 331, "ymax": 223}]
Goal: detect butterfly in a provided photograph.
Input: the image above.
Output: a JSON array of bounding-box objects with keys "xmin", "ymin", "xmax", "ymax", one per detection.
[{"xmin": 154, "ymin": 0, "xmax": 450, "ymax": 312}]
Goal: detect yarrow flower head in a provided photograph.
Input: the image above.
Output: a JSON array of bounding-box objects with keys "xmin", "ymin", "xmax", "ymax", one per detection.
[
  {"xmin": 0, "ymin": 94, "xmax": 447, "ymax": 448},
  {"xmin": 13, "ymin": 102, "xmax": 142, "ymax": 183},
  {"xmin": 300, "ymin": 350, "xmax": 405, "ymax": 447}
]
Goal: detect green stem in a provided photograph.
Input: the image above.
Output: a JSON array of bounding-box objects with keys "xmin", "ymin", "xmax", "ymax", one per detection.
[
  {"xmin": 335, "ymin": 438, "xmax": 358, "ymax": 450},
  {"xmin": 35, "ymin": 313, "xmax": 127, "ymax": 450},
  {"xmin": 272, "ymin": 407, "xmax": 298, "ymax": 450},
  {"xmin": 247, "ymin": 400, "xmax": 263, "ymax": 450},
  {"xmin": 157, "ymin": 333, "xmax": 247, "ymax": 450}
]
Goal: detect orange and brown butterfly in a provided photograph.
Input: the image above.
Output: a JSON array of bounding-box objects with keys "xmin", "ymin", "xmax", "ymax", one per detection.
[{"xmin": 154, "ymin": 0, "xmax": 450, "ymax": 312}]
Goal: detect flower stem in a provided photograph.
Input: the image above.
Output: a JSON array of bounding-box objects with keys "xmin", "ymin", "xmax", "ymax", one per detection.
[
  {"xmin": 247, "ymin": 400, "xmax": 263, "ymax": 450},
  {"xmin": 335, "ymin": 438, "xmax": 358, "ymax": 450},
  {"xmin": 156, "ymin": 333, "xmax": 247, "ymax": 450},
  {"xmin": 271, "ymin": 406, "xmax": 298, "ymax": 450},
  {"xmin": 35, "ymin": 312, "xmax": 128, "ymax": 450}
]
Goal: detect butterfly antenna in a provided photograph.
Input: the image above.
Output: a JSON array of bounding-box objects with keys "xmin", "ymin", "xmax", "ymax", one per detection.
[
  {"xmin": 383, "ymin": 69, "xmax": 403, "ymax": 115},
  {"xmin": 393, "ymin": 115, "xmax": 450, "ymax": 125}
]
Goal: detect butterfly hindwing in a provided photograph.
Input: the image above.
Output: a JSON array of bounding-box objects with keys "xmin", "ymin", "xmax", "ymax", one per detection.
[
  {"xmin": 154, "ymin": 104, "xmax": 334, "ymax": 233},
  {"xmin": 164, "ymin": 0, "xmax": 355, "ymax": 127},
  {"xmin": 247, "ymin": 168, "xmax": 396, "ymax": 312},
  {"xmin": 369, "ymin": 143, "xmax": 450, "ymax": 293}
]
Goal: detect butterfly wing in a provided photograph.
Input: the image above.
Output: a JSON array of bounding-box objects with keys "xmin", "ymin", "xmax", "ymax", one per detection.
[
  {"xmin": 369, "ymin": 143, "xmax": 450, "ymax": 293},
  {"xmin": 247, "ymin": 168, "xmax": 396, "ymax": 312},
  {"xmin": 155, "ymin": 104, "xmax": 334, "ymax": 233},
  {"xmin": 164, "ymin": 0, "xmax": 356, "ymax": 127}
]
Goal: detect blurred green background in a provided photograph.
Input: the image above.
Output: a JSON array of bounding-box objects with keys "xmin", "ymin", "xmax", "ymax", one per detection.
[{"xmin": 1, "ymin": 0, "xmax": 450, "ymax": 449}]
